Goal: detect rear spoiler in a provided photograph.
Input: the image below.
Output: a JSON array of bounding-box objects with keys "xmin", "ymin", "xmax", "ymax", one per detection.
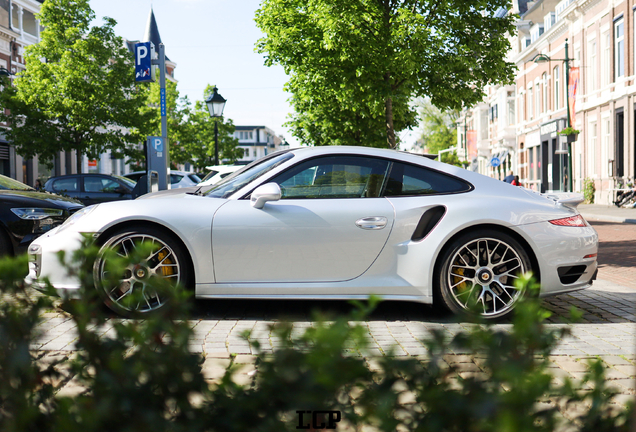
[{"xmin": 542, "ymin": 192, "xmax": 585, "ymax": 210}]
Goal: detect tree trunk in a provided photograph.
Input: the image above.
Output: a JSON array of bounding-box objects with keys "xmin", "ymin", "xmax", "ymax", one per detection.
[
  {"xmin": 76, "ymin": 150, "xmax": 82, "ymax": 174},
  {"xmin": 385, "ymin": 95, "xmax": 396, "ymax": 149}
]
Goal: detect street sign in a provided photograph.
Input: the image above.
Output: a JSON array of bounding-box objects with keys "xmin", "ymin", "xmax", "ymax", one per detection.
[
  {"xmin": 150, "ymin": 136, "xmax": 163, "ymax": 156},
  {"xmin": 147, "ymin": 136, "xmax": 168, "ymax": 191},
  {"xmin": 491, "ymin": 156, "xmax": 501, "ymax": 167},
  {"xmin": 134, "ymin": 42, "xmax": 155, "ymax": 82}
]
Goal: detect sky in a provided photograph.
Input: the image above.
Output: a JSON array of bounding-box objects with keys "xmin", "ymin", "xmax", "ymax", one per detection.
[{"xmin": 89, "ymin": 0, "xmax": 420, "ymax": 149}]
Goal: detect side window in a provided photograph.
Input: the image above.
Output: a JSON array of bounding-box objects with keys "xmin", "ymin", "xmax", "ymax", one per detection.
[
  {"xmin": 84, "ymin": 177, "xmax": 120, "ymax": 193},
  {"xmin": 272, "ymin": 156, "xmax": 390, "ymax": 199},
  {"xmin": 52, "ymin": 177, "xmax": 78, "ymax": 192},
  {"xmin": 170, "ymin": 174, "xmax": 184, "ymax": 184},
  {"xmin": 384, "ymin": 162, "xmax": 471, "ymax": 196}
]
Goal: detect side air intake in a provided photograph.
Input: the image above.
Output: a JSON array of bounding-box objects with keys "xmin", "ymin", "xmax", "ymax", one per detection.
[{"xmin": 411, "ymin": 206, "xmax": 446, "ymax": 241}]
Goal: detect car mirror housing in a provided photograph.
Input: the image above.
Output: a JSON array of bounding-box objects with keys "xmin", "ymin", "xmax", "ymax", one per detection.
[{"xmin": 251, "ymin": 182, "xmax": 281, "ymax": 209}]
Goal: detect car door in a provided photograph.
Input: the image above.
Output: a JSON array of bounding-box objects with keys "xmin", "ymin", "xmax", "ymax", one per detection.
[
  {"xmin": 212, "ymin": 155, "xmax": 395, "ymax": 283},
  {"xmin": 82, "ymin": 176, "xmax": 130, "ymax": 205}
]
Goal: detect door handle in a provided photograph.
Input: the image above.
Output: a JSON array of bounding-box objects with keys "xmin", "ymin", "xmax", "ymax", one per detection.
[{"xmin": 355, "ymin": 216, "xmax": 388, "ymax": 230}]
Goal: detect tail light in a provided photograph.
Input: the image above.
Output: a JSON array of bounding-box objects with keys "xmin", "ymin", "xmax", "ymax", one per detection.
[{"xmin": 548, "ymin": 214, "xmax": 588, "ymax": 227}]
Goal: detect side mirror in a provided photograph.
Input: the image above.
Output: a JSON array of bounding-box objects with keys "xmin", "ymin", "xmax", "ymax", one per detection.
[
  {"xmin": 251, "ymin": 182, "xmax": 281, "ymax": 209},
  {"xmin": 114, "ymin": 186, "xmax": 128, "ymax": 195}
]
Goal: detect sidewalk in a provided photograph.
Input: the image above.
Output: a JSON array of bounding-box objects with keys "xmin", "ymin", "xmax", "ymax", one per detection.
[{"xmin": 578, "ymin": 204, "xmax": 636, "ymax": 224}]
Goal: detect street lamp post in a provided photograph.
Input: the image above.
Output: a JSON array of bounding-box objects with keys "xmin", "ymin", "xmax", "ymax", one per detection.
[
  {"xmin": 205, "ymin": 86, "xmax": 227, "ymax": 166},
  {"xmin": 532, "ymin": 38, "xmax": 573, "ymax": 192}
]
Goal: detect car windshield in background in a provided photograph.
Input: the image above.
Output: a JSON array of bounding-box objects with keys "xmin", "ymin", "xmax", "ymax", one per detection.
[
  {"xmin": 0, "ymin": 174, "xmax": 35, "ymax": 191},
  {"xmin": 188, "ymin": 174, "xmax": 202, "ymax": 183},
  {"xmin": 205, "ymin": 152, "xmax": 294, "ymax": 199},
  {"xmin": 113, "ymin": 175, "xmax": 136, "ymax": 189}
]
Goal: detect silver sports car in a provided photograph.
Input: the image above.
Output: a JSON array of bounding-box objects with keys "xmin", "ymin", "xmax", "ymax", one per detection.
[{"xmin": 26, "ymin": 146, "xmax": 598, "ymax": 319}]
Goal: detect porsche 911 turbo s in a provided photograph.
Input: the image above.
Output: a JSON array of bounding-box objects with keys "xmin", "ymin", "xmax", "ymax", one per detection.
[{"xmin": 26, "ymin": 146, "xmax": 598, "ymax": 319}]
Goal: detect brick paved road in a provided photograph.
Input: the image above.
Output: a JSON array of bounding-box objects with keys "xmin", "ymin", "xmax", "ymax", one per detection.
[{"xmin": 591, "ymin": 221, "xmax": 636, "ymax": 289}]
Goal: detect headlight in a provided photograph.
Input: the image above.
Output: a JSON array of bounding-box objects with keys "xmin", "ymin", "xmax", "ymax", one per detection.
[
  {"xmin": 11, "ymin": 208, "xmax": 63, "ymax": 220},
  {"xmin": 56, "ymin": 205, "xmax": 98, "ymax": 233}
]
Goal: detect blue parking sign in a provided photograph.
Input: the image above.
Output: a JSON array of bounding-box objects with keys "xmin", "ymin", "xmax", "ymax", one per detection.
[
  {"xmin": 151, "ymin": 137, "xmax": 163, "ymax": 153},
  {"xmin": 135, "ymin": 42, "xmax": 155, "ymax": 82}
]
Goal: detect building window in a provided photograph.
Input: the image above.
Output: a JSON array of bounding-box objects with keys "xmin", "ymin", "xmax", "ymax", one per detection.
[
  {"xmin": 601, "ymin": 30, "xmax": 610, "ymax": 86},
  {"xmin": 587, "ymin": 121, "xmax": 597, "ymax": 177},
  {"xmin": 529, "ymin": 147, "xmax": 535, "ymax": 180},
  {"xmin": 480, "ymin": 110, "xmax": 488, "ymax": 139},
  {"xmin": 507, "ymin": 97, "xmax": 515, "ymax": 126},
  {"xmin": 587, "ymin": 39, "xmax": 597, "ymax": 93},
  {"xmin": 602, "ymin": 118, "xmax": 610, "ymax": 178},
  {"xmin": 553, "ymin": 66, "xmax": 559, "ymax": 109},
  {"xmin": 528, "ymin": 85, "xmax": 533, "ymax": 120},
  {"xmin": 614, "ymin": 18, "xmax": 625, "ymax": 79},
  {"xmin": 541, "ymin": 73, "xmax": 547, "ymax": 113}
]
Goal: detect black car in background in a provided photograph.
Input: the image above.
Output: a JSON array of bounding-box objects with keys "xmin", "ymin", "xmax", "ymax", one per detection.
[
  {"xmin": 44, "ymin": 173, "xmax": 136, "ymax": 205},
  {"xmin": 0, "ymin": 174, "xmax": 84, "ymax": 257}
]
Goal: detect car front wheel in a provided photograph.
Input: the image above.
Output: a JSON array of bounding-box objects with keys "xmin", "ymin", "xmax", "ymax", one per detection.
[
  {"xmin": 94, "ymin": 227, "xmax": 189, "ymax": 317},
  {"xmin": 437, "ymin": 229, "xmax": 532, "ymax": 320}
]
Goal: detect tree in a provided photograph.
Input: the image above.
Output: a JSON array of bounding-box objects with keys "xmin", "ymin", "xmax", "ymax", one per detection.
[
  {"xmin": 417, "ymin": 99, "xmax": 459, "ymax": 155},
  {"xmin": 255, "ymin": 0, "xmax": 515, "ymax": 149},
  {"xmin": 0, "ymin": 0, "xmax": 151, "ymax": 172},
  {"xmin": 170, "ymin": 85, "xmax": 243, "ymax": 172}
]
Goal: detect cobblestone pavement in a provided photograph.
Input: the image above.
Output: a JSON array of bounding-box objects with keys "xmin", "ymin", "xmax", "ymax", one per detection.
[
  {"xmin": 22, "ymin": 219, "xmax": 636, "ymax": 407},
  {"xmin": 29, "ymin": 278, "xmax": 636, "ymax": 405}
]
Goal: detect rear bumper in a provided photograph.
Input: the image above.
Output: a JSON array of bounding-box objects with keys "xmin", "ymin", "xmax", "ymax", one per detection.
[{"xmin": 516, "ymin": 221, "xmax": 598, "ymax": 297}]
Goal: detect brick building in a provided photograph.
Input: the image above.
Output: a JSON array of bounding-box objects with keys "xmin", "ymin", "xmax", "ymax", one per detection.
[
  {"xmin": 0, "ymin": 0, "xmax": 43, "ymax": 181},
  {"xmin": 460, "ymin": 0, "xmax": 635, "ymax": 204}
]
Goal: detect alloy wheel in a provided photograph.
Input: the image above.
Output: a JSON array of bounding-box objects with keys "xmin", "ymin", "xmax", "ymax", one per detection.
[
  {"xmin": 446, "ymin": 237, "xmax": 525, "ymax": 317},
  {"xmin": 96, "ymin": 233, "xmax": 181, "ymax": 314}
]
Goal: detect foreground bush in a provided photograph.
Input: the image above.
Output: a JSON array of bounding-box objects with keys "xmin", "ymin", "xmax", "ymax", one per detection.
[{"xmin": 0, "ymin": 240, "xmax": 632, "ymax": 431}]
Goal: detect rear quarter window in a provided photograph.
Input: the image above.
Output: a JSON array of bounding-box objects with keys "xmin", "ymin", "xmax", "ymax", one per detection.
[
  {"xmin": 52, "ymin": 178, "xmax": 79, "ymax": 193},
  {"xmin": 384, "ymin": 162, "xmax": 471, "ymax": 196}
]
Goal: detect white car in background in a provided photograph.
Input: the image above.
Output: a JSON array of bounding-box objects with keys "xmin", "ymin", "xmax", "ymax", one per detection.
[
  {"xmin": 27, "ymin": 146, "xmax": 598, "ymax": 320},
  {"xmin": 198, "ymin": 165, "xmax": 243, "ymax": 186},
  {"xmin": 125, "ymin": 170, "xmax": 202, "ymax": 189}
]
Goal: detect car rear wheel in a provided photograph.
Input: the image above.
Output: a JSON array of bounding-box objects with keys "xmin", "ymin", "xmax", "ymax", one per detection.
[
  {"xmin": 94, "ymin": 227, "xmax": 190, "ymax": 317},
  {"xmin": 437, "ymin": 230, "xmax": 532, "ymax": 320}
]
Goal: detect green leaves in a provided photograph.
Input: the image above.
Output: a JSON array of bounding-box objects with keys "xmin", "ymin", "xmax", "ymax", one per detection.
[
  {"xmin": 0, "ymin": 0, "xmax": 151, "ymax": 166},
  {"xmin": 256, "ymin": 0, "xmax": 516, "ymax": 148}
]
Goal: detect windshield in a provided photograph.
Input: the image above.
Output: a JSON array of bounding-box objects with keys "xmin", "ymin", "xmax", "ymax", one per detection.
[
  {"xmin": 113, "ymin": 175, "xmax": 137, "ymax": 189},
  {"xmin": 205, "ymin": 152, "xmax": 294, "ymax": 199},
  {"xmin": 0, "ymin": 174, "xmax": 35, "ymax": 191}
]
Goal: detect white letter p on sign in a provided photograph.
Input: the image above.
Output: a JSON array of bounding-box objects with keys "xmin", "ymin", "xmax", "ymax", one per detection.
[{"xmin": 136, "ymin": 45, "xmax": 148, "ymax": 66}]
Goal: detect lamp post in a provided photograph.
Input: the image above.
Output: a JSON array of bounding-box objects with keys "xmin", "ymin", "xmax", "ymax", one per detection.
[
  {"xmin": 532, "ymin": 38, "xmax": 573, "ymax": 192},
  {"xmin": 205, "ymin": 86, "xmax": 227, "ymax": 166}
]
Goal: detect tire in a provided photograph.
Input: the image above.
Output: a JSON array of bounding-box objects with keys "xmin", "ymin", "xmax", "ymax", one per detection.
[
  {"xmin": 436, "ymin": 229, "xmax": 532, "ymax": 320},
  {"xmin": 93, "ymin": 226, "xmax": 191, "ymax": 317}
]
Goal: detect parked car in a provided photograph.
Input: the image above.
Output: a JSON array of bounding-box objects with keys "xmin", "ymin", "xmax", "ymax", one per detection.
[
  {"xmin": 44, "ymin": 174, "xmax": 136, "ymax": 206},
  {"xmin": 198, "ymin": 165, "xmax": 243, "ymax": 186},
  {"xmin": 0, "ymin": 174, "xmax": 83, "ymax": 257},
  {"xmin": 125, "ymin": 170, "xmax": 201, "ymax": 189},
  {"xmin": 27, "ymin": 146, "xmax": 598, "ymax": 319}
]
